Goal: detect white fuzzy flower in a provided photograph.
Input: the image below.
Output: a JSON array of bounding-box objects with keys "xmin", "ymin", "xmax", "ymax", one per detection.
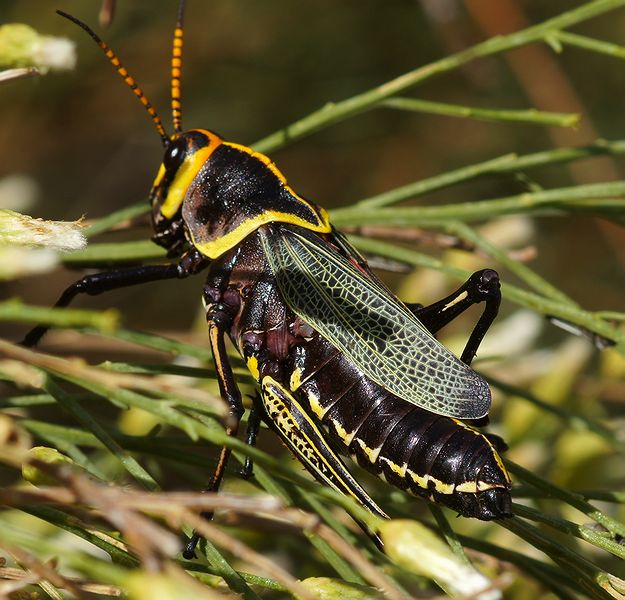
[
  {"xmin": 33, "ymin": 35, "xmax": 76, "ymax": 71},
  {"xmin": 0, "ymin": 209, "xmax": 86, "ymax": 251},
  {"xmin": 0, "ymin": 24, "xmax": 76, "ymax": 73}
]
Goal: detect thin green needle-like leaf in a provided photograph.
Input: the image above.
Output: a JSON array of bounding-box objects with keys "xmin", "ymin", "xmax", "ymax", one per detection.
[
  {"xmin": 381, "ymin": 97, "xmax": 579, "ymax": 127},
  {"xmin": 514, "ymin": 504, "xmax": 625, "ymax": 560},
  {"xmin": 85, "ymin": 203, "xmax": 150, "ymax": 238},
  {"xmin": 346, "ymin": 235, "xmax": 625, "ymax": 350},
  {"xmin": 24, "ymin": 505, "xmax": 138, "ymax": 568},
  {"xmin": 254, "ymin": 0, "xmax": 625, "ymax": 153},
  {"xmin": 199, "ymin": 539, "xmax": 263, "ymax": 600},
  {"xmin": 446, "ymin": 220, "xmax": 577, "ymax": 306},
  {"xmin": 355, "ymin": 139, "xmax": 625, "ymax": 210},
  {"xmin": 0, "ymin": 299, "xmax": 119, "ymax": 333},
  {"xmin": 44, "ymin": 376, "xmax": 159, "ymax": 491},
  {"xmin": 354, "ymin": 153, "xmax": 519, "ymax": 209},
  {"xmin": 489, "ymin": 377, "xmax": 625, "ymax": 452},
  {"xmin": 63, "ymin": 239, "xmax": 166, "ymax": 265},
  {"xmin": 499, "ymin": 517, "xmax": 615, "ymax": 600},
  {"xmin": 508, "ymin": 461, "xmax": 625, "ymax": 538},
  {"xmin": 556, "ymin": 30, "xmax": 625, "ymax": 59},
  {"xmin": 332, "ymin": 181, "xmax": 625, "ymax": 226},
  {"xmin": 429, "ymin": 505, "xmax": 470, "ymax": 565},
  {"xmin": 87, "ymin": 328, "xmax": 213, "ymax": 361}
]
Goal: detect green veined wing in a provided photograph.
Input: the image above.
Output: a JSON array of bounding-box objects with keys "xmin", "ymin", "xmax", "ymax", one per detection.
[{"xmin": 260, "ymin": 225, "xmax": 491, "ymax": 419}]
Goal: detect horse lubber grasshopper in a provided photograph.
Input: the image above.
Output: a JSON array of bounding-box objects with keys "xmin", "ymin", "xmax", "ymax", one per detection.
[{"xmin": 22, "ymin": 1, "xmax": 512, "ymax": 557}]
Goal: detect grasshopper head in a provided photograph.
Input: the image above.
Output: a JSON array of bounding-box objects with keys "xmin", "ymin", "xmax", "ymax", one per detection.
[{"xmin": 149, "ymin": 129, "xmax": 222, "ymax": 253}]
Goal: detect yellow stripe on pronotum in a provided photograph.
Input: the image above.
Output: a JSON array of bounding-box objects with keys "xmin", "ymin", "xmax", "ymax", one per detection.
[{"xmin": 159, "ymin": 131, "xmax": 222, "ymax": 219}]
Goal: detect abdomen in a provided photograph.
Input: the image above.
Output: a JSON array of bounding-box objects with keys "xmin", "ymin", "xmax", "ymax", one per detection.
[{"xmin": 290, "ymin": 339, "xmax": 512, "ymax": 520}]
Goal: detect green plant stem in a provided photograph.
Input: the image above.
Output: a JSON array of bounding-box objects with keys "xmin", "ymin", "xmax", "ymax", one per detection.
[
  {"xmin": 24, "ymin": 505, "xmax": 138, "ymax": 568},
  {"xmin": 103, "ymin": 361, "xmax": 212, "ymax": 377},
  {"xmin": 180, "ymin": 562, "xmax": 286, "ymax": 593},
  {"xmin": 345, "ymin": 235, "xmax": 624, "ymax": 348},
  {"xmin": 498, "ymin": 517, "xmax": 614, "ymax": 600},
  {"xmin": 514, "ymin": 503, "xmax": 625, "ymax": 560},
  {"xmin": 332, "ymin": 181, "xmax": 625, "ymax": 226},
  {"xmin": 575, "ymin": 490, "xmax": 625, "ymax": 503},
  {"xmin": 44, "ymin": 376, "xmax": 159, "ymax": 491},
  {"xmin": 85, "ymin": 203, "xmax": 150, "ymax": 238},
  {"xmin": 556, "ymin": 30, "xmax": 625, "ymax": 59},
  {"xmin": 447, "ymin": 220, "xmax": 576, "ymax": 305},
  {"xmin": 595, "ymin": 310, "xmax": 625, "ymax": 320},
  {"xmin": 381, "ymin": 97, "xmax": 579, "ymax": 127},
  {"xmin": 0, "ymin": 393, "xmax": 58, "ymax": 407},
  {"xmin": 20, "ymin": 418, "xmax": 223, "ymax": 471},
  {"xmin": 77, "ymin": 138, "xmax": 625, "ymax": 240},
  {"xmin": 94, "ymin": 328, "xmax": 212, "ymax": 361},
  {"xmin": 300, "ymin": 495, "xmax": 369, "ymax": 584},
  {"xmin": 253, "ymin": 0, "xmax": 625, "ymax": 153},
  {"xmin": 199, "ymin": 539, "xmax": 262, "ymax": 600},
  {"xmin": 38, "ymin": 433, "xmax": 108, "ymax": 481},
  {"xmin": 507, "ymin": 461, "xmax": 625, "ymax": 538},
  {"xmin": 428, "ymin": 505, "xmax": 469, "ymax": 565},
  {"xmin": 63, "ymin": 239, "xmax": 165, "ymax": 265},
  {"xmin": 355, "ymin": 153, "xmax": 519, "ymax": 209},
  {"xmin": 489, "ymin": 377, "xmax": 625, "ymax": 453},
  {"xmin": 0, "ymin": 299, "xmax": 118, "ymax": 333},
  {"xmin": 353, "ymin": 139, "xmax": 625, "ymax": 210}
]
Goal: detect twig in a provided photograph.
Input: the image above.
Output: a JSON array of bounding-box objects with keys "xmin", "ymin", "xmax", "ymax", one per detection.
[
  {"xmin": 253, "ymin": 0, "xmax": 625, "ymax": 153},
  {"xmin": 381, "ymin": 97, "xmax": 578, "ymax": 127},
  {"xmin": 0, "ymin": 67, "xmax": 39, "ymax": 84}
]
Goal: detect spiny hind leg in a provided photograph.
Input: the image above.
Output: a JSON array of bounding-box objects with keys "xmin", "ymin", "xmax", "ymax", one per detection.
[{"xmin": 259, "ymin": 376, "xmax": 387, "ymax": 548}]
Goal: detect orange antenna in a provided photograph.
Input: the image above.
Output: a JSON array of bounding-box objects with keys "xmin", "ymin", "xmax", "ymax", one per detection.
[
  {"xmin": 57, "ymin": 10, "xmax": 170, "ymax": 148},
  {"xmin": 171, "ymin": 0, "xmax": 186, "ymax": 134}
]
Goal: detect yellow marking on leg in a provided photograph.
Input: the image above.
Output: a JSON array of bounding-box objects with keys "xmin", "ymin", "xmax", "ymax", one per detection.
[
  {"xmin": 260, "ymin": 377, "xmax": 385, "ymax": 516},
  {"xmin": 209, "ymin": 324, "xmax": 228, "ymax": 384},
  {"xmin": 442, "ymin": 290, "xmax": 468, "ymax": 311},
  {"xmin": 246, "ymin": 356, "xmax": 260, "ymax": 382},
  {"xmin": 289, "ymin": 367, "xmax": 302, "ymax": 391}
]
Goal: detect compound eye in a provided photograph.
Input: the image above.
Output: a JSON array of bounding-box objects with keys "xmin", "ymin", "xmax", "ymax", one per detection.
[{"xmin": 163, "ymin": 137, "xmax": 187, "ymax": 173}]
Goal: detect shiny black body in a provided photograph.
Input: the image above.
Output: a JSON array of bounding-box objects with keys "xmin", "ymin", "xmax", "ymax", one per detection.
[
  {"xmin": 204, "ymin": 223, "xmax": 512, "ymax": 521},
  {"xmin": 22, "ymin": 8, "xmax": 512, "ymax": 556}
]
